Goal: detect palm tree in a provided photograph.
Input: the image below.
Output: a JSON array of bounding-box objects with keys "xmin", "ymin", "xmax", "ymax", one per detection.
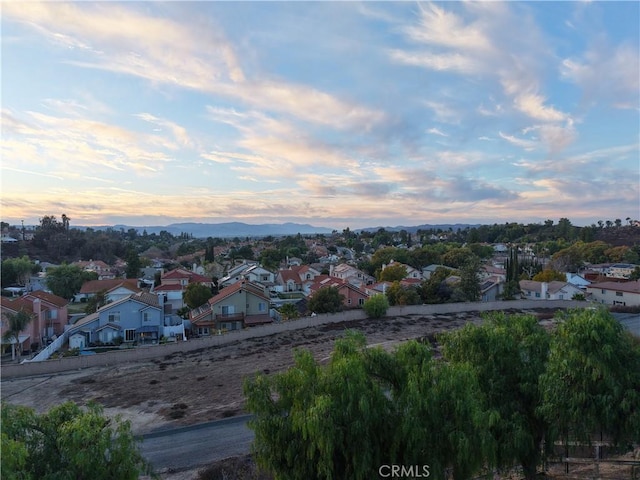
[{"xmin": 2, "ymin": 310, "xmax": 32, "ymax": 360}]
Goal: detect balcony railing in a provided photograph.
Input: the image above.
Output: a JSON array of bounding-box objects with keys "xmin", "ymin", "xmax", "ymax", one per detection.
[{"xmin": 214, "ymin": 312, "xmax": 244, "ymax": 322}]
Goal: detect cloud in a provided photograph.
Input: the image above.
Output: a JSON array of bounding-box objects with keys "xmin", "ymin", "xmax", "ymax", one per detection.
[
  {"xmin": 561, "ymin": 42, "xmax": 640, "ymax": 109},
  {"xmin": 2, "ymin": 109, "xmax": 178, "ymax": 175},
  {"xmin": 499, "ymin": 131, "xmax": 538, "ymax": 152}
]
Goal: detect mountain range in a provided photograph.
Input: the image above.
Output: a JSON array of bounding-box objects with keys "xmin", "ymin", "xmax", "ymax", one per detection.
[{"xmin": 85, "ymin": 222, "xmax": 479, "ymax": 238}]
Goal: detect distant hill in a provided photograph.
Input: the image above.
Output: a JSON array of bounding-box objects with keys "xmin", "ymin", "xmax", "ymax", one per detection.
[
  {"xmin": 87, "ymin": 222, "xmax": 335, "ymax": 238},
  {"xmin": 356, "ymin": 224, "xmax": 481, "ymax": 234}
]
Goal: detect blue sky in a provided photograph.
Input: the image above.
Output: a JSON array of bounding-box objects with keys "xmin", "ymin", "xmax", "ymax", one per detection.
[{"xmin": 2, "ymin": 1, "xmax": 638, "ymax": 229}]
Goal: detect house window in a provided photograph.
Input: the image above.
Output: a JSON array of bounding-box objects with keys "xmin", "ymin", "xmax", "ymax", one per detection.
[
  {"xmin": 108, "ymin": 311, "xmax": 120, "ymax": 323},
  {"xmin": 258, "ymin": 302, "xmax": 266, "ymax": 312},
  {"xmin": 198, "ymin": 327, "xmax": 210, "ymax": 336},
  {"xmin": 124, "ymin": 329, "xmax": 135, "ymax": 342},
  {"xmin": 261, "ymin": 275, "xmax": 269, "ymax": 281},
  {"xmin": 143, "ymin": 312, "xmax": 151, "ymax": 322},
  {"xmin": 601, "ymin": 289, "xmax": 606, "ymax": 294},
  {"xmin": 358, "ymin": 298, "xmax": 365, "ymax": 306},
  {"xmin": 535, "ymin": 293, "xmax": 540, "ymax": 298},
  {"xmin": 46, "ymin": 310, "xmax": 58, "ymax": 320},
  {"xmin": 616, "ymin": 291, "xmax": 623, "ymax": 297},
  {"xmin": 347, "ymin": 298, "xmax": 352, "ymax": 305}
]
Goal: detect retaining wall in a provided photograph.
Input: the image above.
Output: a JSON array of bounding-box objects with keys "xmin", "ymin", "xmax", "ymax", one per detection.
[{"xmin": 0, "ymin": 300, "xmax": 587, "ymax": 379}]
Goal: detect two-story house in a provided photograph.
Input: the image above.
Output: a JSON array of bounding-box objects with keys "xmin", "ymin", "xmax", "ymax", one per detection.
[
  {"xmin": 68, "ymin": 291, "xmax": 171, "ymax": 347},
  {"xmin": 275, "ymin": 265, "xmax": 323, "ymax": 294},
  {"xmin": 308, "ymin": 276, "xmax": 369, "ymax": 310},
  {"xmin": 1, "ymin": 290, "xmax": 69, "ymax": 356},
  {"xmin": 329, "ymin": 263, "xmax": 375, "ymax": 288},
  {"xmin": 586, "ymin": 280, "xmax": 640, "ymax": 306},
  {"xmin": 72, "ymin": 260, "xmax": 116, "ymax": 280},
  {"xmin": 189, "ymin": 280, "xmax": 273, "ymax": 335},
  {"xmin": 151, "ymin": 267, "xmax": 213, "ymax": 313}
]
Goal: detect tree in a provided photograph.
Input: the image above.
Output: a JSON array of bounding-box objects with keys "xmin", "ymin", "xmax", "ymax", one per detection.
[
  {"xmin": 420, "ymin": 267, "xmax": 453, "ymax": 304},
  {"xmin": 2, "ymin": 310, "xmax": 32, "ymax": 360},
  {"xmin": 441, "ymin": 247, "xmax": 474, "ymax": 269},
  {"xmin": 278, "ymin": 302, "xmax": 299, "ymax": 322},
  {"xmin": 307, "ymin": 286, "xmax": 344, "ymax": 314},
  {"xmin": 539, "ymin": 308, "xmax": 640, "ymax": 447},
  {"xmin": 362, "ymin": 293, "xmax": 389, "ymax": 318},
  {"xmin": 85, "ymin": 289, "xmax": 108, "ymax": 314},
  {"xmin": 532, "ymin": 269, "xmax": 566, "ymax": 282},
  {"xmin": 125, "ymin": 248, "xmax": 141, "ymax": 279},
  {"xmin": 46, "ymin": 264, "xmax": 97, "ymax": 300},
  {"xmin": 440, "ymin": 313, "xmax": 551, "ymax": 480},
  {"xmin": 1, "ymin": 256, "xmax": 39, "ymax": 287},
  {"xmin": 244, "ymin": 331, "xmax": 490, "ymax": 480},
  {"xmin": 384, "ymin": 281, "xmax": 421, "ymax": 306},
  {"xmin": 378, "ymin": 263, "xmax": 407, "ymax": 282},
  {"xmin": 501, "ymin": 248, "xmax": 520, "ymax": 300},
  {"xmin": 454, "ymin": 256, "xmax": 481, "ymax": 302},
  {"xmin": 1, "ymin": 402, "xmax": 152, "ymax": 480},
  {"xmin": 183, "ymin": 282, "xmax": 213, "ymax": 309}
]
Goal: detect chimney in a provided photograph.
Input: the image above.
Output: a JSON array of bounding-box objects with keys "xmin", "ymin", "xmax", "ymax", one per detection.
[
  {"xmin": 32, "ymin": 298, "xmax": 42, "ymax": 344},
  {"xmin": 541, "ymin": 282, "xmax": 548, "ymax": 299}
]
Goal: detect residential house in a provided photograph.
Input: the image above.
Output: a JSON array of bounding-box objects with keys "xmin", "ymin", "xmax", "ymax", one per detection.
[
  {"xmin": 565, "ymin": 273, "xmax": 591, "ymax": 290},
  {"xmin": 481, "ymin": 265, "xmax": 507, "ymax": 282},
  {"xmin": 69, "ymin": 291, "xmax": 177, "ymax": 345},
  {"xmin": 218, "ymin": 261, "xmax": 259, "ymax": 288},
  {"xmin": 75, "ymin": 278, "xmax": 141, "ymax": 303},
  {"xmin": 329, "ymin": 263, "xmax": 375, "ymax": 288},
  {"xmin": 1, "ymin": 290, "xmax": 69, "ymax": 355},
  {"xmin": 152, "ymin": 267, "xmax": 214, "ymax": 313},
  {"xmin": 308, "ymin": 276, "xmax": 369, "ymax": 309},
  {"xmin": 519, "ymin": 280, "xmax": 583, "ymax": 300},
  {"xmin": 586, "ymin": 280, "xmax": 640, "ymax": 306},
  {"xmin": 608, "ymin": 263, "xmax": 638, "ymax": 279},
  {"xmin": 382, "ymin": 260, "xmax": 422, "ymax": 281},
  {"xmin": 480, "ymin": 276, "xmax": 503, "ymax": 302},
  {"xmin": 242, "ymin": 264, "xmax": 276, "ymax": 287},
  {"xmin": 422, "ymin": 264, "xmax": 450, "ymax": 280},
  {"xmin": 72, "ymin": 260, "xmax": 116, "ymax": 280},
  {"xmin": 189, "ymin": 280, "xmax": 273, "ymax": 335},
  {"xmin": 275, "ymin": 265, "xmax": 322, "ymax": 294}
]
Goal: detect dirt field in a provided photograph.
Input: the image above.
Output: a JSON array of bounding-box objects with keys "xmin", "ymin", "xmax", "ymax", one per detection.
[{"xmin": 6, "ymin": 307, "xmax": 635, "ymax": 480}]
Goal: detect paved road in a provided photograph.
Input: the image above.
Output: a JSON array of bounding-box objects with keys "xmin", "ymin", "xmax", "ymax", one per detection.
[
  {"xmin": 140, "ymin": 415, "xmax": 254, "ymax": 472},
  {"xmin": 613, "ymin": 312, "xmax": 640, "ymax": 337}
]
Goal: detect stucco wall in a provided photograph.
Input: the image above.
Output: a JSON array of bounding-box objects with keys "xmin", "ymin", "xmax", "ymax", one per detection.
[{"xmin": 1, "ymin": 300, "xmax": 587, "ymax": 379}]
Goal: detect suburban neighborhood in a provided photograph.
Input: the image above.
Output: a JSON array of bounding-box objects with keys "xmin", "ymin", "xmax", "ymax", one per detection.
[{"xmin": 2, "ymin": 217, "xmax": 639, "ymax": 363}]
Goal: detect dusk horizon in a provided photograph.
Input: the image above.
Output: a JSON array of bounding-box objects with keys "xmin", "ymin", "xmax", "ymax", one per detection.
[{"xmin": 2, "ymin": 2, "xmax": 638, "ymax": 230}]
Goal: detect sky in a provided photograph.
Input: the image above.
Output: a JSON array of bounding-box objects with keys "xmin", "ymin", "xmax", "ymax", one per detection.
[{"xmin": 1, "ymin": 1, "xmax": 639, "ymax": 230}]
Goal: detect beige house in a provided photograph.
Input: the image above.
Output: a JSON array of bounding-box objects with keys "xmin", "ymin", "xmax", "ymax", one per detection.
[
  {"xmin": 189, "ymin": 280, "xmax": 273, "ymax": 335},
  {"xmin": 586, "ymin": 280, "xmax": 640, "ymax": 306}
]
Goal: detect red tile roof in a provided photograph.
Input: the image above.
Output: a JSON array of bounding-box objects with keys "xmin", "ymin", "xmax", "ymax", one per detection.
[
  {"xmin": 24, "ymin": 290, "xmax": 69, "ymax": 308},
  {"xmin": 79, "ymin": 279, "xmax": 140, "ymax": 294},
  {"xmin": 162, "ymin": 268, "xmax": 212, "ymax": 283}
]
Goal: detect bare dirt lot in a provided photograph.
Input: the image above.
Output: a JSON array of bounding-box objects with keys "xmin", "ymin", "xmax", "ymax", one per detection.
[
  {"xmin": 3, "ymin": 310, "xmax": 510, "ymax": 434},
  {"xmin": 3, "ymin": 308, "xmax": 635, "ymax": 479}
]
